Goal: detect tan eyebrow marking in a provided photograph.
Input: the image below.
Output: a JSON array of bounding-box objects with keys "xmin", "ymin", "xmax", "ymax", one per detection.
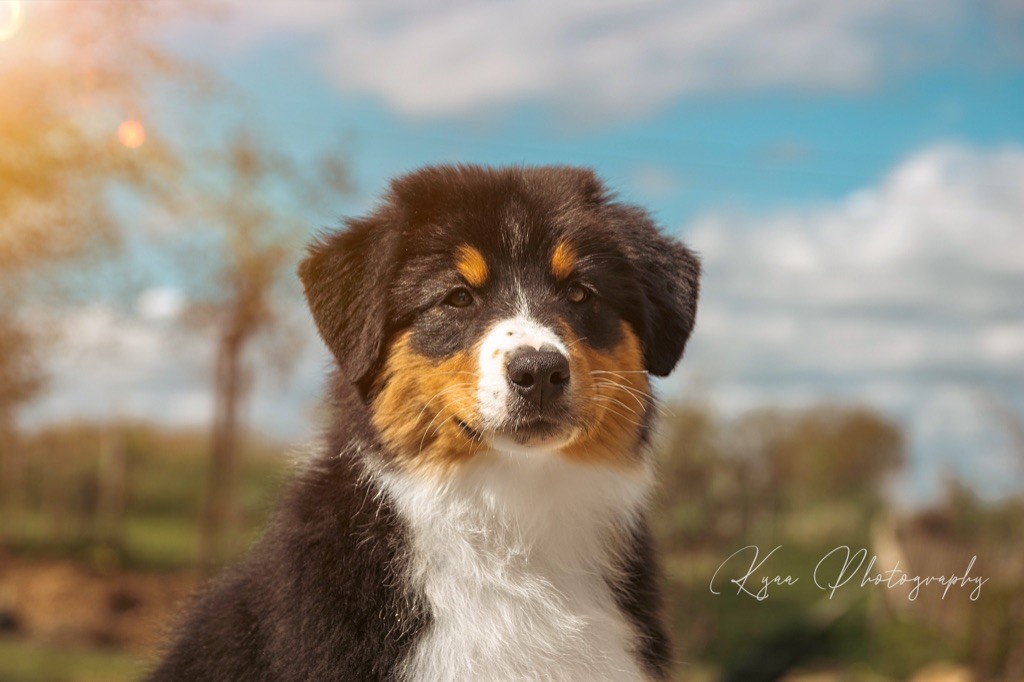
[
  {"xmin": 551, "ymin": 241, "xmax": 577, "ymax": 280},
  {"xmin": 456, "ymin": 244, "xmax": 489, "ymax": 287}
]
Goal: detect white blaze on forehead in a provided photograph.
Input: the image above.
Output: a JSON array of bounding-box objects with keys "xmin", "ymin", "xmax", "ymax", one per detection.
[{"xmin": 476, "ymin": 316, "xmax": 566, "ymax": 424}]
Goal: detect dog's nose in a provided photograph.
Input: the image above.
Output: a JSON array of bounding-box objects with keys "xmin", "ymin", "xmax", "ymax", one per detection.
[{"xmin": 506, "ymin": 345, "xmax": 570, "ymax": 408}]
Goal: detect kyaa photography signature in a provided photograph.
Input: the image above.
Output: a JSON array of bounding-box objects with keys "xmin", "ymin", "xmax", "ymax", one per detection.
[{"xmin": 710, "ymin": 545, "xmax": 988, "ymax": 602}]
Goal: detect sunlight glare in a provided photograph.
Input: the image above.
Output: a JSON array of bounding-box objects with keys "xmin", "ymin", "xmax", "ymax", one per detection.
[
  {"xmin": 0, "ymin": 0, "xmax": 23, "ymax": 42},
  {"xmin": 118, "ymin": 119, "xmax": 146, "ymax": 149}
]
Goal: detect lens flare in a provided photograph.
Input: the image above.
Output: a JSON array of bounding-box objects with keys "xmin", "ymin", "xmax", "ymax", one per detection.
[
  {"xmin": 0, "ymin": 0, "xmax": 23, "ymax": 42},
  {"xmin": 118, "ymin": 119, "xmax": 146, "ymax": 149}
]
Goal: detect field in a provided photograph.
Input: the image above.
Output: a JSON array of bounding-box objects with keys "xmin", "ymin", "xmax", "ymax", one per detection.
[{"xmin": 1, "ymin": 412, "xmax": 1021, "ymax": 681}]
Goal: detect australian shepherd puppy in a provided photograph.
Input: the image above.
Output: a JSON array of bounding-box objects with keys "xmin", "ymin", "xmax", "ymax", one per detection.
[{"xmin": 149, "ymin": 165, "xmax": 701, "ymax": 681}]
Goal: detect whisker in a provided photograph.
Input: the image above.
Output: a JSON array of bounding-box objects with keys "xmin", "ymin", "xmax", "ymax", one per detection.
[
  {"xmin": 409, "ymin": 383, "xmax": 475, "ymax": 425},
  {"xmin": 591, "ymin": 380, "xmax": 651, "ymax": 411},
  {"xmin": 591, "ymin": 370, "xmax": 652, "ymax": 387},
  {"xmin": 589, "ymin": 391, "xmax": 643, "ymax": 419},
  {"xmin": 597, "ymin": 406, "xmax": 645, "ymax": 429},
  {"xmin": 418, "ymin": 397, "xmax": 475, "ymax": 455},
  {"xmin": 592, "ymin": 378, "xmax": 650, "ymax": 403},
  {"xmin": 582, "ymin": 397, "xmax": 644, "ymax": 429},
  {"xmin": 590, "ymin": 377, "xmax": 663, "ymax": 412},
  {"xmin": 563, "ymin": 336, "xmax": 589, "ymax": 350}
]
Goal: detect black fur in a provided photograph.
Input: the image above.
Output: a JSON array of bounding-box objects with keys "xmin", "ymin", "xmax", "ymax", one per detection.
[
  {"xmin": 604, "ymin": 203, "xmax": 701, "ymax": 376},
  {"xmin": 610, "ymin": 523, "xmax": 674, "ymax": 679},
  {"xmin": 148, "ymin": 164, "xmax": 700, "ymax": 681},
  {"xmin": 148, "ymin": 399, "xmax": 429, "ymax": 681},
  {"xmin": 299, "ymin": 214, "xmax": 402, "ymax": 396}
]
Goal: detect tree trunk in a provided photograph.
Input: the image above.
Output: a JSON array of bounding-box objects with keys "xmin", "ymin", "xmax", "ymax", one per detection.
[
  {"xmin": 96, "ymin": 426, "xmax": 126, "ymax": 551},
  {"xmin": 199, "ymin": 332, "xmax": 248, "ymax": 570},
  {"xmin": 0, "ymin": 429, "xmax": 24, "ymax": 544}
]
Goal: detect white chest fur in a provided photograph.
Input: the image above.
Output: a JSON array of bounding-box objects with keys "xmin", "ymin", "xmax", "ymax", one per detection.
[{"xmin": 378, "ymin": 450, "xmax": 654, "ymax": 682}]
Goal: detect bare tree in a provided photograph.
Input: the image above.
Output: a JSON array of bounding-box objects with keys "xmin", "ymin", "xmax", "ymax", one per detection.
[
  {"xmin": 0, "ymin": 312, "xmax": 43, "ymax": 536},
  {"xmin": 0, "ymin": 1, "xmax": 350, "ymax": 566},
  {"xmin": 187, "ymin": 133, "xmax": 351, "ymax": 568}
]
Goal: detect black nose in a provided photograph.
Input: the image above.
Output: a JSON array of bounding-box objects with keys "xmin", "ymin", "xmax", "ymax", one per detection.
[{"xmin": 506, "ymin": 345, "xmax": 570, "ymax": 408}]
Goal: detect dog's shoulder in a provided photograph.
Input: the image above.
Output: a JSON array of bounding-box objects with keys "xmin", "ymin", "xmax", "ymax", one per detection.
[{"xmin": 148, "ymin": 439, "xmax": 429, "ymax": 681}]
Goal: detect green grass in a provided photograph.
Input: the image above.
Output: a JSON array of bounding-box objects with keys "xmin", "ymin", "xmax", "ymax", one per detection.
[
  {"xmin": 121, "ymin": 513, "xmax": 200, "ymax": 569},
  {"xmin": 2, "ymin": 439, "xmax": 289, "ymax": 570},
  {"xmin": 0, "ymin": 638, "xmax": 143, "ymax": 682}
]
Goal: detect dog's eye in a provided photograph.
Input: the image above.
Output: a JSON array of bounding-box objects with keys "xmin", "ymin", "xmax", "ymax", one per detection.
[
  {"xmin": 566, "ymin": 283, "xmax": 589, "ymax": 304},
  {"xmin": 444, "ymin": 287, "xmax": 474, "ymax": 308}
]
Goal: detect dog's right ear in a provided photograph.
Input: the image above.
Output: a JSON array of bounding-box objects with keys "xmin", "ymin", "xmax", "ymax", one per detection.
[{"xmin": 299, "ymin": 215, "xmax": 398, "ymax": 394}]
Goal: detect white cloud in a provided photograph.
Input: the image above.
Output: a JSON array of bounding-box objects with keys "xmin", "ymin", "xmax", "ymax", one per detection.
[
  {"xmin": 676, "ymin": 143, "xmax": 1024, "ymax": 501},
  {"xmin": 136, "ymin": 287, "xmax": 185, "ymax": 321},
  {"xmin": 208, "ymin": 0, "xmax": 965, "ymax": 118}
]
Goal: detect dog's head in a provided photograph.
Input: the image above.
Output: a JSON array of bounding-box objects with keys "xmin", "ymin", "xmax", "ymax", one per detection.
[{"xmin": 301, "ymin": 165, "xmax": 700, "ymax": 473}]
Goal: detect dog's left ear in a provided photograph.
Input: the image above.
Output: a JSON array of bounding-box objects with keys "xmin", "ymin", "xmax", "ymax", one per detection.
[
  {"xmin": 299, "ymin": 213, "xmax": 400, "ymax": 395},
  {"xmin": 609, "ymin": 205, "xmax": 702, "ymax": 377}
]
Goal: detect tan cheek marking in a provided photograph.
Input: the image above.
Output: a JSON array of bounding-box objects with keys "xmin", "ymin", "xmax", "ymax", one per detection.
[
  {"xmin": 562, "ymin": 321, "xmax": 650, "ymax": 466},
  {"xmin": 456, "ymin": 244, "xmax": 489, "ymax": 288},
  {"xmin": 371, "ymin": 332, "xmax": 483, "ymax": 475},
  {"xmin": 551, "ymin": 241, "xmax": 577, "ymax": 280}
]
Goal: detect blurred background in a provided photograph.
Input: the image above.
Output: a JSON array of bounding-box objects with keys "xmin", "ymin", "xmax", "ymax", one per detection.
[{"xmin": 1, "ymin": 0, "xmax": 1022, "ymax": 680}]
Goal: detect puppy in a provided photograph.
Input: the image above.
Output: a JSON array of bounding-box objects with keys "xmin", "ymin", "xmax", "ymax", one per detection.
[{"xmin": 148, "ymin": 165, "xmax": 701, "ymax": 681}]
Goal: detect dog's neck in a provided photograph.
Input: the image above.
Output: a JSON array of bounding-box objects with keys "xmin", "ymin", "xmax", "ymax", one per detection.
[
  {"xmin": 381, "ymin": 447, "xmax": 651, "ymax": 551},
  {"xmin": 376, "ymin": 447, "xmax": 654, "ymax": 681}
]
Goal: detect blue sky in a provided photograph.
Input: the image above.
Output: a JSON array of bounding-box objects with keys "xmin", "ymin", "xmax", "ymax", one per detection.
[
  {"xmin": 20, "ymin": 0, "xmax": 1024, "ymax": 502},
  {"xmin": 184, "ymin": 0, "xmax": 1024, "ymax": 221}
]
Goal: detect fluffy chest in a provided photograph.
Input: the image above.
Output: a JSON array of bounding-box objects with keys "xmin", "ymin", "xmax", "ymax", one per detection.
[{"xmin": 379, "ymin": 452, "xmax": 654, "ymax": 682}]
